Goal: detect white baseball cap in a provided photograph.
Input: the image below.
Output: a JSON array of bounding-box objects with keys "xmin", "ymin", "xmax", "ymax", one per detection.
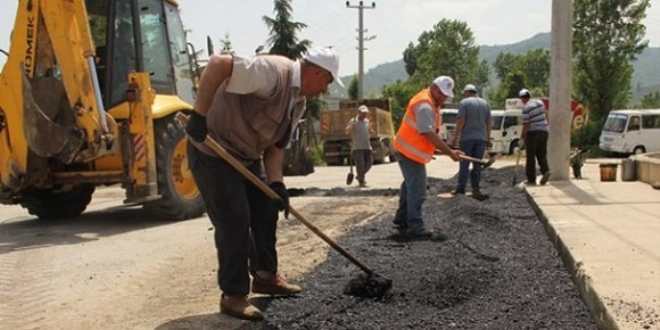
[
  {"xmin": 519, "ymin": 88, "xmax": 531, "ymax": 98},
  {"xmin": 463, "ymin": 84, "xmax": 477, "ymax": 93},
  {"xmin": 304, "ymin": 47, "xmax": 344, "ymax": 87},
  {"xmin": 358, "ymin": 105, "xmax": 369, "ymax": 113},
  {"xmin": 433, "ymin": 76, "xmax": 455, "ymax": 98}
]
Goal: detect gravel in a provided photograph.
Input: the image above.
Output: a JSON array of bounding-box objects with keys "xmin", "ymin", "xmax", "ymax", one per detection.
[{"xmin": 248, "ymin": 166, "xmax": 598, "ymax": 330}]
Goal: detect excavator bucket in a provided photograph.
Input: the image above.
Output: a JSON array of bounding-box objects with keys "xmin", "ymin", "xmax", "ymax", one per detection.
[{"xmin": 21, "ymin": 67, "xmax": 83, "ymax": 164}]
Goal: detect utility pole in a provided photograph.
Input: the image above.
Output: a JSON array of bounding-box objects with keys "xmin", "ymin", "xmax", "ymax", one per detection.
[
  {"xmin": 346, "ymin": 1, "xmax": 376, "ymax": 99},
  {"xmin": 548, "ymin": 0, "xmax": 573, "ymax": 181}
]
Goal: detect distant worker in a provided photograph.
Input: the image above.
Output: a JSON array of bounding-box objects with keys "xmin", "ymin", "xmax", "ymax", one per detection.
[
  {"xmin": 184, "ymin": 47, "xmax": 342, "ymax": 321},
  {"xmin": 345, "ymin": 105, "xmax": 374, "ymax": 187},
  {"xmin": 451, "ymin": 84, "xmax": 492, "ymax": 200},
  {"xmin": 519, "ymin": 88, "xmax": 550, "ymax": 185},
  {"xmin": 391, "ymin": 76, "xmax": 462, "ymax": 241}
]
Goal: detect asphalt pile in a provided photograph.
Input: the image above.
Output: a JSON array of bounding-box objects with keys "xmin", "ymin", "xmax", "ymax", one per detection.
[{"xmin": 248, "ymin": 166, "xmax": 598, "ymax": 330}]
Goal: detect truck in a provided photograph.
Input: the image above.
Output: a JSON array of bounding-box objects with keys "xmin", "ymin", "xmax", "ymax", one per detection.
[
  {"xmin": 320, "ymin": 98, "xmax": 396, "ymax": 166},
  {"xmin": 438, "ymin": 103, "xmax": 459, "ymax": 145},
  {"xmin": 489, "ymin": 109, "xmax": 523, "ymax": 155},
  {"xmin": 440, "ymin": 106, "xmax": 523, "ymax": 155}
]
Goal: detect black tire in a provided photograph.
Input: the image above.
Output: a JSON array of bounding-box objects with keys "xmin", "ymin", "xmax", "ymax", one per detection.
[
  {"xmin": 20, "ymin": 184, "xmax": 95, "ymax": 219},
  {"xmin": 372, "ymin": 140, "xmax": 386, "ymax": 164},
  {"xmin": 633, "ymin": 146, "xmax": 646, "ymax": 155},
  {"xmin": 509, "ymin": 140, "xmax": 520, "ymax": 155},
  {"xmin": 143, "ymin": 113, "xmax": 205, "ymax": 220}
]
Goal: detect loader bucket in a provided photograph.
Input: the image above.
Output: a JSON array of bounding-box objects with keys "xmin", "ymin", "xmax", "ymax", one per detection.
[{"xmin": 22, "ymin": 67, "xmax": 84, "ymax": 164}]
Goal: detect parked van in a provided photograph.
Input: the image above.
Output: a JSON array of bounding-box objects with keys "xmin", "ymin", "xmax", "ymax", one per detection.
[
  {"xmin": 599, "ymin": 109, "xmax": 660, "ymax": 155},
  {"xmin": 489, "ymin": 109, "xmax": 523, "ymax": 155}
]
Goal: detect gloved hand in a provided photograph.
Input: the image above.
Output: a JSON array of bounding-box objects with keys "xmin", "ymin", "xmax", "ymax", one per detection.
[
  {"xmin": 269, "ymin": 181, "xmax": 289, "ymax": 218},
  {"xmin": 518, "ymin": 138, "xmax": 525, "ymax": 150},
  {"xmin": 185, "ymin": 111, "xmax": 208, "ymax": 143}
]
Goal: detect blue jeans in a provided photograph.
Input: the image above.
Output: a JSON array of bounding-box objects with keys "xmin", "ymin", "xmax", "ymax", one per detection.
[
  {"xmin": 456, "ymin": 139, "xmax": 487, "ymax": 191},
  {"xmin": 394, "ymin": 151, "xmax": 427, "ymax": 231}
]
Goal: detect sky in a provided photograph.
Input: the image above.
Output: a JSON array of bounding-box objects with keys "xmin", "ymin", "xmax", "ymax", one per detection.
[{"xmin": 1, "ymin": 0, "xmax": 659, "ymax": 76}]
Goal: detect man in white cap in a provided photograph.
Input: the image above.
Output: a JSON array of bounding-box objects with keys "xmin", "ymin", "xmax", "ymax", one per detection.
[
  {"xmin": 518, "ymin": 88, "xmax": 550, "ymax": 185},
  {"xmin": 184, "ymin": 47, "xmax": 342, "ymax": 321},
  {"xmin": 451, "ymin": 84, "xmax": 492, "ymax": 200},
  {"xmin": 345, "ymin": 104, "xmax": 374, "ymax": 187},
  {"xmin": 391, "ymin": 76, "xmax": 462, "ymax": 241}
]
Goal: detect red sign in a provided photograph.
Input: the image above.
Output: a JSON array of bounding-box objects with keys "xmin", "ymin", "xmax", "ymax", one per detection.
[{"xmin": 541, "ymin": 98, "xmax": 588, "ymax": 130}]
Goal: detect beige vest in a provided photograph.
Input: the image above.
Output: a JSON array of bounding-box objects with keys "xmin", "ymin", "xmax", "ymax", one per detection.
[{"xmin": 192, "ymin": 56, "xmax": 306, "ymax": 164}]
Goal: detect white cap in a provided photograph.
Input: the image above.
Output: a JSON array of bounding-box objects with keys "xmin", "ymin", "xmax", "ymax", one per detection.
[
  {"xmin": 304, "ymin": 47, "xmax": 344, "ymax": 87},
  {"xmin": 463, "ymin": 84, "xmax": 477, "ymax": 93},
  {"xmin": 358, "ymin": 105, "xmax": 369, "ymax": 113},
  {"xmin": 433, "ymin": 76, "xmax": 454, "ymax": 98},
  {"xmin": 519, "ymin": 88, "xmax": 531, "ymax": 98}
]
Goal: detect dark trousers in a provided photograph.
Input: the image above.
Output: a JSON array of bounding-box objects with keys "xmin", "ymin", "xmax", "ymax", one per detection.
[
  {"xmin": 525, "ymin": 130, "xmax": 550, "ymax": 183},
  {"xmin": 187, "ymin": 144, "xmax": 278, "ymax": 296},
  {"xmin": 456, "ymin": 139, "xmax": 487, "ymax": 191},
  {"xmin": 352, "ymin": 149, "xmax": 373, "ymax": 184}
]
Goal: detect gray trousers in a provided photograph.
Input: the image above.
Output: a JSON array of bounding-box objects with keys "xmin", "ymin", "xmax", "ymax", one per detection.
[
  {"xmin": 187, "ymin": 144, "xmax": 278, "ymax": 296},
  {"xmin": 352, "ymin": 149, "xmax": 373, "ymax": 184}
]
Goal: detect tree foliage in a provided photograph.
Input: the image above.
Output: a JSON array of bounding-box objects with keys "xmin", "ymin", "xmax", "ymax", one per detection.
[
  {"xmin": 219, "ymin": 32, "xmax": 234, "ymax": 54},
  {"xmin": 348, "ymin": 75, "xmax": 359, "ymax": 100},
  {"xmin": 403, "ymin": 19, "xmax": 480, "ymax": 91},
  {"xmin": 263, "ymin": 0, "xmax": 311, "ymax": 59},
  {"xmin": 487, "ymin": 49, "xmax": 550, "ymax": 107},
  {"xmin": 386, "ymin": 19, "xmax": 483, "ymax": 128},
  {"xmin": 573, "ymin": 0, "xmax": 650, "ymax": 124},
  {"xmin": 636, "ymin": 91, "xmax": 660, "ymax": 109}
]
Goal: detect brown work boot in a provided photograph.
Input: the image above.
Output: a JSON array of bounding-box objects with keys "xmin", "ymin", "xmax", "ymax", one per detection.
[
  {"xmin": 220, "ymin": 295, "xmax": 264, "ymax": 321},
  {"xmin": 252, "ymin": 273, "xmax": 302, "ymax": 295}
]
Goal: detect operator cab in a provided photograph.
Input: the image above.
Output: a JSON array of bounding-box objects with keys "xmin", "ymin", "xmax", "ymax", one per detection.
[{"xmin": 86, "ymin": 0, "xmax": 198, "ymax": 109}]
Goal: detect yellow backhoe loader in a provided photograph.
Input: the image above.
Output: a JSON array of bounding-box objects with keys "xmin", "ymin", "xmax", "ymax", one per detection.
[{"xmin": 0, "ymin": 0, "xmax": 207, "ymax": 220}]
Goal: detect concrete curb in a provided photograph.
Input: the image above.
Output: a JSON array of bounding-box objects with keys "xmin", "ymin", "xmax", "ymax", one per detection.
[{"xmin": 523, "ymin": 186, "xmax": 620, "ymax": 330}]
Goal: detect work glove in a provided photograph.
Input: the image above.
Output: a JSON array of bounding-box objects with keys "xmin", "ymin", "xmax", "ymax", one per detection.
[
  {"xmin": 269, "ymin": 181, "xmax": 289, "ymax": 219},
  {"xmin": 518, "ymin": 138, "xmax": 525, "ymax": 150},
  {"xmin": 185, "ymin": 111, "xmax": 208, "ymax": 143}
]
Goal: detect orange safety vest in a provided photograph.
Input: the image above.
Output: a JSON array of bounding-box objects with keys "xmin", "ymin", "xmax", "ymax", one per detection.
[{"xmin": 393, "ymin": 89, "xmax": 441, "ymax": 164}]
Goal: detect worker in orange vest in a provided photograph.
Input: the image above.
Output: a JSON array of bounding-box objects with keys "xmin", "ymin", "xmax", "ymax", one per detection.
[{"xmin": 391, "ymin": 76, "xmax": 462, "ymax": 241}]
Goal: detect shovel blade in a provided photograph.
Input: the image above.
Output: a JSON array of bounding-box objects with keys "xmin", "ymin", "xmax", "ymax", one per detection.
[{"xmin": 346, "ymin": 172, "xmax": 354, "ymax": 185}]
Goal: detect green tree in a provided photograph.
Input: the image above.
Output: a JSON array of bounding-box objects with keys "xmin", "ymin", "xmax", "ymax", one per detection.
[
  {"xmin": 402, "ymin": 19, "xmax": 480, "ymax": 97},
  {"xmin": 638, "ymin": 91, "xmax": 660, "ymax": 109},
  {"xmin": 347, "ymin": 75, "xmax": 359, "ymax": 100},
  {"xmin": 493, "ymin": 53, "xmax": 516, "ymax": 81},
  {"xmin": 263, "ymin": 0, "xmax": 311, "ymax": 59},
  {"xmin": 219, "ymin": 32, "xmax": 234, "ymax": 54},
  {"xmin": 573, "ymin": 0, "xmax": 650, "ymax": 125},
  {"xmin": 489, "ymin": 49, "xmax": 551, "ymax": 107},
  {"xmin": 382, "ymin": 80, "xmax": 425, "ymax": 130},
  {"xmin": 475, "ymin": 59, "xmax": 491, "ymax": 91},
  {"xmin": 383, "ymin": 19, "xmax": 482, "ymax": 127}
]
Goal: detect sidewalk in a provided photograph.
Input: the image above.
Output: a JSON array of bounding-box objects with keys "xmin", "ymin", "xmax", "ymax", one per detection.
[{"xmin": 524, "ymin": 162, "xmax": 660, "ymax": 330}]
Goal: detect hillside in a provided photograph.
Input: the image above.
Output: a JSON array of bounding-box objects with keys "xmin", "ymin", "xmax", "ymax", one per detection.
[{"xmin": 339, "ymin": 32, "xmax": 660, "ymax": 103}]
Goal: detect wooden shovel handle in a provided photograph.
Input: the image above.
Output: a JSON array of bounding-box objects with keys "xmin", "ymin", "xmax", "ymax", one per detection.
[{"xmin": 176, "ymin": 112, "xmax": 377, "ymax": 276}]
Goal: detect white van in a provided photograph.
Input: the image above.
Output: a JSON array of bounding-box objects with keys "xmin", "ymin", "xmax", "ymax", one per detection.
[
  {"xmin": 489, "ymin": 109, "xmax": 523, "ymax": 155},
  {"xmin": 599, "ymin": 109, "xmax": 660, "ymax": 155}
]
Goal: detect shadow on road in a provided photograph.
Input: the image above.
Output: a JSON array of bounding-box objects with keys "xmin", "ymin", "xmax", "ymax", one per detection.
[
  {"xmin": 0, "ymin": 205, "xmax": 198, "ymax": 256},
  {"xmin": 153, "ymin": 297, "xmax": 279, "ymax": 330}
]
